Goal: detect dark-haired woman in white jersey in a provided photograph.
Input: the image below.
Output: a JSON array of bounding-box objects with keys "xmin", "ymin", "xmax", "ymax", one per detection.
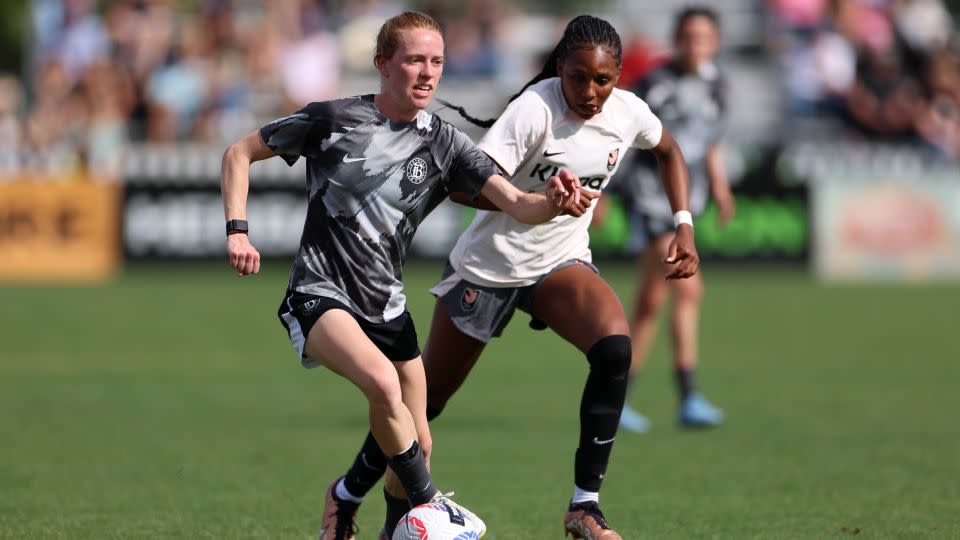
[
  {"xmin": 219, "ymin": 11, "xmax": 581, "ymax": 540},
  {"xmin": 325, "ymin": 15, "xmax": 700, "ymax": 540}
]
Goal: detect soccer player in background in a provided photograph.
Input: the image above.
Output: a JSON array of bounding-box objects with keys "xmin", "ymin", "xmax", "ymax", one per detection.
[
  {"xmin": 610, "ymin": 6, "xmax": 735, "ymax": 432},
  {"xmin": 219, "ymin": 12, "xmax": 581, "ymax": 540},
  {"xmin": 321, "ymin": 15, "xmax": 700, "ymax": 540}
]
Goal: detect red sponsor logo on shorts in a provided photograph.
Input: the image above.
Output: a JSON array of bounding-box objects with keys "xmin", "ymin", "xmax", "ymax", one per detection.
[{"xmin": 460, "ymin": 287, "xmax": 479, "ymax": 311}]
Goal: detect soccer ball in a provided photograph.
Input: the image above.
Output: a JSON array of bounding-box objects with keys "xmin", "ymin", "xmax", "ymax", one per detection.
[{"xmin": 391, "ymin": 500, "xmax": 482, "ymax": 540}]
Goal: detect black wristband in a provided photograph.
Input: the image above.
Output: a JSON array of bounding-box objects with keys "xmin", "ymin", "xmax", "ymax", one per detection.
[{"xmin": 226, "ymin": 219, "xmax": 249, "ymax": 236}]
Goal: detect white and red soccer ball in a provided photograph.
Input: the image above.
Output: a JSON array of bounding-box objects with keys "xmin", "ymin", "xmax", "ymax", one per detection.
[{"xmin": 391, "ymin": 501, "xmax": 482, "ymax": 540}]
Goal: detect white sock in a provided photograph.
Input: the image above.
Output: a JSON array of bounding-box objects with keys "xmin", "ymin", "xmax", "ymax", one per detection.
[
  {"xmin": 571, "ymin": 486, "xmax": 599, "ymax": 505},
  {"xmin": 335, "ymin": 477, "xmax": 364, "ymax": 503}
]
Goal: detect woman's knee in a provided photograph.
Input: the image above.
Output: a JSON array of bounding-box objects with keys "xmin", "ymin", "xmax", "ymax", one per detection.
[
  {"xmin": 586, "ymin": 334, "xmax": 632, "ymax": 375},
  {"xmin": 634, "ymin": 279, "xmax": 668, "ymax": 317},
  {"xmin": 673, "ymin": 274, "xmax": 704, "ymax": 304},
  {"xmin": 363, "ymin": 371, "xmax": 405, "ymax": 412}
]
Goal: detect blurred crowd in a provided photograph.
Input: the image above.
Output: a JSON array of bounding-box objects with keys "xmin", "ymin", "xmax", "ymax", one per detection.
[
  {"xmin": 0, "ymin": 0, "xmax": 506, "ymax": 180},
  {"xmin": 769, "ymin": 0, "xmax": 960, "ymax": 159},
  {"xmin": 0, "ymin": 0, "xmax": 957, "ymax": 181}
]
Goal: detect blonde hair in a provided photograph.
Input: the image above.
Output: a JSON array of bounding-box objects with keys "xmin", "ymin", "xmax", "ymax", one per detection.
[{"xmin": 374, "ymin": 11, "xmax": 442, "ymax": 65}]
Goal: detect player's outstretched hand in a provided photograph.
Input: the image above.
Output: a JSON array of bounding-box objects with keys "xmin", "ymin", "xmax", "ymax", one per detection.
[
  {"xmin": 663, "ymin": 224, "xmax": 699, "ymax": 280},
  {"xmin": 563, "ymin": 187, "xmax": 600, "ymax": 217},
  {"xmin": 227, "ymin": 233, "xmax": 261, "ymax": 277},
  {"xmin": 546, "ymin": 168, "xmax": 581, "ymax": 212}
]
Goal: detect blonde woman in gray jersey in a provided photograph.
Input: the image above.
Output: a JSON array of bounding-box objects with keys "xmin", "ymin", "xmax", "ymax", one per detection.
[
  {"xmin": 323, "ymin": 15, "xmax": 700, "ymax": 540},
  {"xmin": 612, "ymin": 7, "xmax": 735, "ymax": 433},
  {"xmin": 219, "ymin": 12, "xmax": 581, "ymax": 540}
]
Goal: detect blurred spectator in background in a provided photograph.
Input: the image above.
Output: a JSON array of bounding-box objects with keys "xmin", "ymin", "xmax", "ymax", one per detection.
[
  {"xmin": 32, "ymin": 0, "xmax": 110, "ymax": 84},
  {"xmin": 0, "ymin": 75, "xmax": 24, "ymax": 175},
  {"xmin": 892, "ymin": 0, "xmax": 954, "ymax": 68},
  {"xmin": 441, "ymin": 18, "xmax": 497, "ymax": 77},
  {"xmin": 102, "ymin": 0, "xmax": 174, "ymax": 141},
  {"xmin": 80, "ymin": 59, "xmax": 132, "ymax": 180},
  {"xmin": 432, "ymin": 0, "xmax": 501, "ymax": 78},
  {"xmin": 915, "ymin": 47, "xmax": 960, "ymax": 158},
  {"xmin": 608, "ymin": 6, "xmax": 733, "ymax": 433},
  {"xmin": 769, "ymin": 0, "xmax": 959, "ymax": 157},
  {"xmin": 768, "ymin": 0, "xmax": 857, "ymax": 118},
  {"xmin": 25, "ymin": 0, "xmax": 113, "ymax": 178},
  {"xmin": 145, "ymin": 18, "xmax": 213, "ymax": 141},
  {"xmin": 23, "ymin": 59, "xmax": 83, "ymax": 176},
  {"xmin": 841, "ymin": 1, "xmax": 926, "ymax": 138},
  {"xmin": 270, "ymin": 0, "xmax": 341, "ymax": 113},
  {"xmin": 337, "ymin": 0, "xmax": 405, "ymax": 73}
]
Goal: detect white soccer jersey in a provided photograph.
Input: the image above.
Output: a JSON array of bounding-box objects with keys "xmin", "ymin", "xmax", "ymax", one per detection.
[{"xmin": 448, "ymin": 77, "xmax": 663, "ymax": 287}]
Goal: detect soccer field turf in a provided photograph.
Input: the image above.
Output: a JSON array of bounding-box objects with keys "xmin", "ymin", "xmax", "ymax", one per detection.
[{"xmin": 2, "ymin": 261, "xmax": 958, "ymax": 539}]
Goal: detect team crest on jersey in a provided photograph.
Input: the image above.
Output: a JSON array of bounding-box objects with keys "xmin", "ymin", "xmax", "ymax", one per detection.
[
  {"xmin": 607, "ymin": 148, "xmax": 620, "ymax": 171},
  {"xmin": 460, "ymin": 287, "xmax": 480, "ymax": 311},
  {"xmin": 405, "ymin": 158, "xmax": 428, "ymax": 184}
]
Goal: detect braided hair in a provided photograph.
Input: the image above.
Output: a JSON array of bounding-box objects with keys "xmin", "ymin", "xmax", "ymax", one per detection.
[{"xmin": 440, "ymin": 15, "xmax": 623, "ymax": 127}]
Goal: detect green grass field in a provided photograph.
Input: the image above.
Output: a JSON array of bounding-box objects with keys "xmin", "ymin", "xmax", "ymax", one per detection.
[{"xmin": 2, "ymin": 261, "xmax": 959, "ymax": 539}]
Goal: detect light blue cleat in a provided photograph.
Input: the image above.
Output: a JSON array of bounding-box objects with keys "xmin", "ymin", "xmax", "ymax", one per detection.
[
  {"xmin": 678, "ymin": 393, "xmax": 724, "ymax": 428},
  {"xmin": 619, "ymin": 404, "xmax": 651, "ymax": 433}
]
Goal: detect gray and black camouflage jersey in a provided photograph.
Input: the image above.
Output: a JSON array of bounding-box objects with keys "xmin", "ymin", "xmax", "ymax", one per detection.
[
  {"xmin": 260, "ymin": 95, "xmax": 497, "ymax": 323},
  {"xmin": 615, "ymin": 61, "xmax": 726, "ymax": 219}
]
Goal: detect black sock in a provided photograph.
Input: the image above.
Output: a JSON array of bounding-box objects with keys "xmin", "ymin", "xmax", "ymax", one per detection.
[
  {"xmin": 675, "ymin": 367, "xmax": 695, "ymax": 401},
  {"xmin": 575, "ymin": 335, "xmax": 631, "ymax": 492},
  {"xmin": 342, "ymin": 403, "xmax": 447, "ymax": 499},
  {"xmin": 343, "ymin": 431, "xmax": 389, "ymax": 498},
  {"xmin": 388, "ymin": 440, "xmax": 437, "ymax": 507},
  {"xmin": 383, "ymin": 488, "xmax": 411, "ymax": 538}
]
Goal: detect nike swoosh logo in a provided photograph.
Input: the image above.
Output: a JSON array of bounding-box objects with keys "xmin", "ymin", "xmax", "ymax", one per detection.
[
  {"xmin": 543, "ymin": 151, "xmax": 564, "ymax": 157},
  {"xmin": 360, "ymin": 452, "xmax": 379, "ymax": 470},
  {"xmin": 592, "ymin": 436, "xmax": 615, "ymax": 445},
  {"xmin": 343, "ymin": 156, "xmax": 368, "ymax": 163}
]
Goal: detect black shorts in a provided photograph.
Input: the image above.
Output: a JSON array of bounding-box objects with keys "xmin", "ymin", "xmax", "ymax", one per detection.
[
  {"xmin": 629, "ymin": 212, "xmax": 674, "ymax": 252},
  {"xmin": 277, "ymin": 290, "xmax": 421, "ymax": 368}
]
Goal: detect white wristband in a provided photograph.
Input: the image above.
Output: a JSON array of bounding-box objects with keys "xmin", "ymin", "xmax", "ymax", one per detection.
[{"xmin": 673, "ymin": 210, "xmax": 693, "ymax": 229}]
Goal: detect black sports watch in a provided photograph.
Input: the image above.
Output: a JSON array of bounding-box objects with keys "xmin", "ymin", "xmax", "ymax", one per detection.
[{"xmin": 226, "ymin": 219, "xmax": 249, "ymax": 236}]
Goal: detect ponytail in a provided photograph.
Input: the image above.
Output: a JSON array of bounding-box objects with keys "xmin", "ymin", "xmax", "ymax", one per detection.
[{"xmin": 435, "ymin": 99, "xmax": 497, "ymax": 128}]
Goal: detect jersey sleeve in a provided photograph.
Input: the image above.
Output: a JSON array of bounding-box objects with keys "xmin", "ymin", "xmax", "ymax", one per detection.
[
  {"xmin": 477, "ymin": 91, "xmax": 548, "ymax": 176},
  {"xmin": 628, "ymin": 94, "xmax": 663, "ymax": 150},
  {"xmin": 258, "ymin": 102, "xmax": 334, "ymax": 166},
  {"xmin": 446, "ymin": 128, "xmax": 499, "ymax": 198}
]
